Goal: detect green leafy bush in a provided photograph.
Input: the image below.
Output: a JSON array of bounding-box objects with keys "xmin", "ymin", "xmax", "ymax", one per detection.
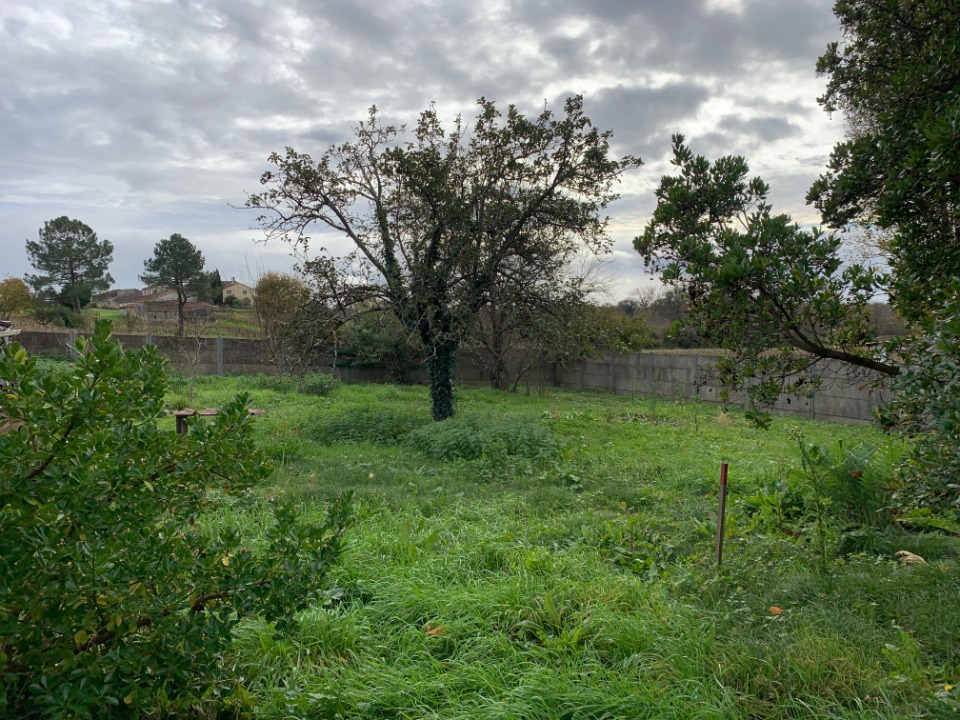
[
  {"xmin": 255, "ymin": 372, "xmax": 297, "ymax": 392},
  {"xmin": 797, "ymin": 441, "xmax": 894, "ymax": 530},
  {"xmin": 0, "ymin": 321, "xmax": 350, "ymax": 718},
  {"xmin": 310, "ymin": 406, "xmax": 430, "ymax": 445},
  {"xmin": 402, "ymin": 416, "xmax": 558, "ymax": 461},
  {"xmin": 881, "ymin": 287, "xmax": 960, "ymax": 519},
  {"xmin": 299, "ymin": 372, "xmax": 340, "ymax": 396}
]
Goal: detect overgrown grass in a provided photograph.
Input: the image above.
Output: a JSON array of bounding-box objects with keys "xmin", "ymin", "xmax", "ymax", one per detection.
[{"xmin": 174, "ymin": 378, "xmax": 960, "ymax": 719}]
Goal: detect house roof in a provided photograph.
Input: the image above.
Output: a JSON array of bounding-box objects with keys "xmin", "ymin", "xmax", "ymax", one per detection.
[
  {"xmin": 137, "ymin": 301, "xmax": 212, "ymax": 311},
  {"xmin": 134, "ymin": 290, "xmax": 180, "ymax": 303}
]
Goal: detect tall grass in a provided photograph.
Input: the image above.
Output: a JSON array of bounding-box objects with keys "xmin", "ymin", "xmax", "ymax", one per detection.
[{"xmin": 173, "ymin": 378, "xmax": 959, "ymax": 719}]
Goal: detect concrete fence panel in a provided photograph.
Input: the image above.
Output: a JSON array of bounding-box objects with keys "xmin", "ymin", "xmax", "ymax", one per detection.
[{"xmin": 13, "ymin": 330, "xmax": 890, "ymax": 424}]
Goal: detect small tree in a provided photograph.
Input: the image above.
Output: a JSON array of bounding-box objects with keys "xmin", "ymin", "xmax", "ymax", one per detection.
[
  {"xmin": 206, "ymin": 268, "xmax": 224, "ymax": 305},
  {"xmin": 249, "ymin": 96, "xmax": 640, "ymax": 420},
  {"xmin": 0, "ymin": 321, "xmax": 350, "ymax": 718},
  {"xmin": 255, "ymin": 272, "xmax": 337, "ymax": 376},
  {"xmin": 634, "ymin": 136, "xmax": 895, "ymax": 412},
  {"xmin": 0, "ymin": 278, "xmax": 31, "ymax": 318},
  {"xmin": 25, "ymin": 217, "xmax": 113, "ymax": 313},
  {"xmin": 140, "ymin": 234, "xmax": 206, "ymax": 337}
]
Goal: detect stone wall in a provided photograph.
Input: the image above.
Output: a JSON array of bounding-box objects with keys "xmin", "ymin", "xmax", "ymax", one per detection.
[{"xmin": 14, "ymin": 330, "xmax": 889, "ymax": 424}]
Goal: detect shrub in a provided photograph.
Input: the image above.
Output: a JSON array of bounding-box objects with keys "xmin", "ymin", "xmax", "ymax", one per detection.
[
  {"xmin": 299, "ymin": 371, "xmax": 340, "ymax": 396},
  {"xmin": 402, "ymin": 415, "xmax": 558, "ymax": 462},
  {"xmin": 255, "ymin": 372, "xmax": 297, "ymax": 392},
  {"xmin": 310, "ymin": 406, "xmax": 430, "ymax": 445},
  {"xmin": 0, "ymin": 321, "xmax": 350, "ymax": 718},
  {"xmin": 881, "ymin": 286, "xmax": 960, "ymax": 519},
  {"xmin": 30, "ymin": 302, "xmax": 87, "ymax": 329},
  {"xmin": 798, "ymin": 441, "xmax": 894, "ymax": 530}
]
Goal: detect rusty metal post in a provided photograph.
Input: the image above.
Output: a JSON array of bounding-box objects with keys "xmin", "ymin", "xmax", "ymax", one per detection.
[{"xmin": 715, "ymin": 462, "xmax": 729, "ymax": 565}]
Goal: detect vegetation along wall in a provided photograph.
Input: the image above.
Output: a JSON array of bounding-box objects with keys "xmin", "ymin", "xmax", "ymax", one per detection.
[{"xmin": 17, "ymin": 330, "xmax": 889, "ymax": 424}]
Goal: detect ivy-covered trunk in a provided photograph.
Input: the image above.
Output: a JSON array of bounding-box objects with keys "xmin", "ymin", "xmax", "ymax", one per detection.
[
  {"xmin": 489, "ymin": 359, "xmax": 509, "ymax": 391},
  {"xmin": 425, "ymin": 339, "xmax": 457, "ymax": 421}
]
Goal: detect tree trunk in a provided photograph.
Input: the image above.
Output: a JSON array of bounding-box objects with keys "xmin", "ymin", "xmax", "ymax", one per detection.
[
  {"xmin": 490, "ymin": 356, "xmax": 509, "ymax": 391},
  {"xmin": 426, "ymin": 340, "xmax": 456, "ymax": 421},
  {"xmin": 177, "ymin": 298, "xmax": 186, "ymax": 337}
]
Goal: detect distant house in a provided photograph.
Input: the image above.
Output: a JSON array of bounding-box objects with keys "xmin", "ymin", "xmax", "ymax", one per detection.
[
  {"xmin": 93, "ymin": 288, "xmax": 142, "ymax": 309},
  {"xmin": 136, "ymin": 288, "xmax": 184, "ymax": 304},
  {"xmin": 223, "ymin": 278, "xmax": 255, "ymax": 306}
]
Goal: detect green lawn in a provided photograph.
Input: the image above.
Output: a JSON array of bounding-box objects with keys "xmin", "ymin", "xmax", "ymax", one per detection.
[
  {"xmin": 84, "ymin": 308, "xmax": 124, "ymax": 320},
  {"xmin": 177, "ymin": 377, "xmax": 960, "ymax": 719}
]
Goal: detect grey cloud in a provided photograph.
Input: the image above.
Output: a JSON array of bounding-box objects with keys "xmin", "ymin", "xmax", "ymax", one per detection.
[
  {"xmin": 583, "ymin": 83, "xmax": 710, "ymax": 159},
  {"xmin": 521, "ymin": 0, "xmax": 836, "ymax": 82},
  {"xmin": 0, "ymin": 0, "xmax": 843, "ymax": 293},
  {"xmin": 719, "ymin": 115, "xmax": 801, "ymax": 142}
]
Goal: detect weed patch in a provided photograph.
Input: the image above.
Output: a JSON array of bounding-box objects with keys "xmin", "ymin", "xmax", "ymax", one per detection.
[
  {"xmin": 310, "ymin": 406, "xmax": 431, "ymax": 445},
  {"xmin": 403, "ymin": 415, "xmax": 558, "ymax": 462}
]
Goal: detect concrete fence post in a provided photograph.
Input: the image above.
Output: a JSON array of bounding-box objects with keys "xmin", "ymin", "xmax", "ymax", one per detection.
[
  {"xmin": 216, "ymin": 336, "xmax": 224, "ymax": 376},
  {"xmin": 693, "ymin": 353, "xmax": 700, "ymax": 401}
]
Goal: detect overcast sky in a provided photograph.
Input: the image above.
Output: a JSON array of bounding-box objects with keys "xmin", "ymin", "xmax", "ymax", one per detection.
[{"xmin": 0, "ymin": 0, "xmax": 845, "ymax": 299}]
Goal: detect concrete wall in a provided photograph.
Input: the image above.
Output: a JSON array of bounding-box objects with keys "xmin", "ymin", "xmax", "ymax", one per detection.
[
  {"xmin": 549, "ymin": 351, "xmax": 890, "ymax": 424},
  {"xmin": 15, "ymin": 330, "xmax": 274, "ymax": 377},
  {"xmin": 14, "ymin": 330, "xmax": 890, "ymax": 424}
]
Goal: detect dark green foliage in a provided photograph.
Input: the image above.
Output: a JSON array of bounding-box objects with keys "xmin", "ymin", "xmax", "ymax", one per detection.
[
  {"xmin": 0, "ymin": 321, "xmax": 350, "ymax": 718},
  {"xmin": 798, "ymin": 441, "xmax": 894, "ymax": 530},
  {"xmin": 29, "ymin": 300, "xmax": 86, "ymax": 329},
  {"xmin": 309, "ymin": 406, "xmax": 431, "ymax": 445},
  {"xmin": 635, "ymin": 136, "xmax": 895, "ymax": 410},
  {"xmin": 881, "ymin": 286, "xmax": 960, "ymax": 518},
  {"xmin": 402, "ymin": 415, "xmax": 557, "ymax": 462},
  {"xmin": 140, "ymin": 233, "xmax": 206, "ymax": 336},
  {"xmin": 299, "ymin": 372, "xmax": 340, "ymax": 396},
  {"xmin": 427, "ymin": 341, "xmax": 457, "ymax": 421},
  {"xmin": 809, "ymin": 0, "xmax": 960, "ymax": 323},
  {"xmin": 249, "ymin": 96, "xmax": 639, "ymax": 421},
  {"xmin": 25, "ymin": 217, "xmax": 113, "ymax": 313},
  {"xmin": 204, "ymin": 268, "xmax": 224, "ymax": 305},
  {"xmin": 805, "ymin": 0, "xmax": 960, "ymax": 512},
  {"xmin": 339, "ymin": 309, "xmax": 422, "ymax": 383},
  {"xmin": 635, "ymin": 4, "xmax": 959, "ymax": 514}
]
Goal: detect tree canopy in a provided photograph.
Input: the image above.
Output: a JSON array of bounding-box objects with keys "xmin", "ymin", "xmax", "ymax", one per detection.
[
  {"xmin": 254, "ymin": 272, "xmax": 336, "ymax": 376},
  {"xmin": 0, "ymin": 278, "xmax": 31, "ymax": 318},
  {"xmin": 635, "ymin": 135, "xmax": 896, "ymax": 409},
  {"xmin": 25, "ymin": 217, "xmax": 113, "ymax": 313},
  {"xmin": 140, "ymin": 234, "xmax": 206, "ymax": 336},
  {"xmin": 249, "ymin": 96, "xmax": 640, "ymax": 420},
  {"xmin": 807, "ymin": 0, "xmax": 960, "ymax": 323}
]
